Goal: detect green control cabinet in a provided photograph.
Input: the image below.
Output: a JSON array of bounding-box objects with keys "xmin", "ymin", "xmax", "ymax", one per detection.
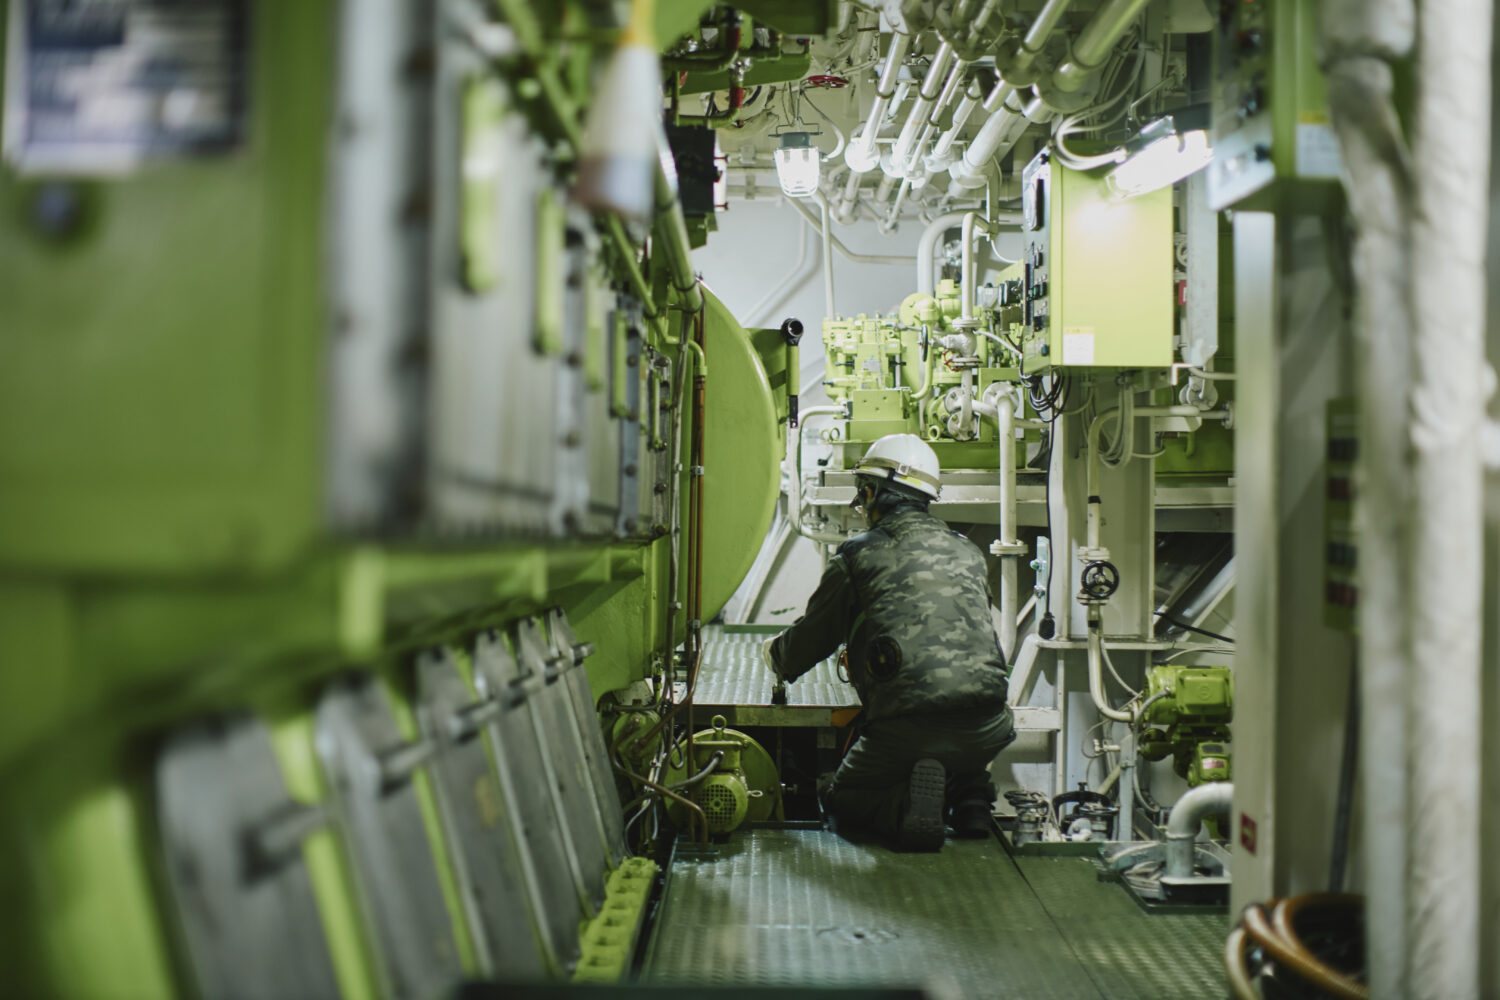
[
  {"xmin": 1207, "ymin": 0, "xmax": 1340, "ymax": 212},
  {"xmin": 1018, "ymin": 151, "xmax": 1173, "ymax": 374}
]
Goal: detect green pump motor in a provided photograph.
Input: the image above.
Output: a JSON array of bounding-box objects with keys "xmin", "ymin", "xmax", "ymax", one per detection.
[
  {"xmin": 1138, "ymin": 664, "xmax": 1234, "ymax": 786},
  {"xmin": 664, "ymin": 715, "xmax": 780, "ymax": 834}
]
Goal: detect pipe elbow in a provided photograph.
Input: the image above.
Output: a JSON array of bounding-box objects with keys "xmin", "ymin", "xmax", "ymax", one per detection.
[{"xmin": 1166, "ymin": 781, "xmax": 1234, "ymax": 839}]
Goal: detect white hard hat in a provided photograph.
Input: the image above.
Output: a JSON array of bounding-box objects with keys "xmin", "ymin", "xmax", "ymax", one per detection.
[{"xmin": 852, "ymin": 433, "xmax": 941, "ymax": 499}]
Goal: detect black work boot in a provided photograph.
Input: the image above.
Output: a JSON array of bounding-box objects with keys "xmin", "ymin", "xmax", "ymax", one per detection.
[
  {"xmin": 951, "ymin": 799, "xmax": 994, "ymax": 839},
  {"xmin": 897, "ymin": 759, "xmax": 946, "ymax": 852}
]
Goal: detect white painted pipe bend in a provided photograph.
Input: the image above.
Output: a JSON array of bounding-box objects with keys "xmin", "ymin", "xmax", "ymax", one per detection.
[{"xmin": 1165, "ymin": 781, "xmax": 1233, "ymax": 878}]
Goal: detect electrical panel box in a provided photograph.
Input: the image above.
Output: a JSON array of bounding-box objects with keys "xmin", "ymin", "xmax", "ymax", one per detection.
[
  {"xmin": 1208, "ymin": 0, "xmax": 1341, "ymax": 211},
  {"xmin": 1018, "ymin": 151, "xmax": 1174, "ymax": 374}
]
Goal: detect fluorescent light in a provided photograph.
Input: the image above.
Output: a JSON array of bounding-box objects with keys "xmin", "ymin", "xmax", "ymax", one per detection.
[
  {"xmin": 774, "ymin": 132, "xmax": 820, "ymax": 198},
  {"xmin": 1106, "ymin": 127, "xmax": 1213, "ymax": 199}
]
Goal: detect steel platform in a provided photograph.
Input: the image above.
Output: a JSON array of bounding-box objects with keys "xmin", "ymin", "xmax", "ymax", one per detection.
[
  {"xmin": 692, "ymin": 626, "xmax": 857, "ymax": 728},
  {"xmin": 642, "ymin": 828, "xmax": 1226, "ymax": 999}
]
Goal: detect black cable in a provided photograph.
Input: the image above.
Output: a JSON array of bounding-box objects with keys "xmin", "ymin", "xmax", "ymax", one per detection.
[
  {"xmin": 1039, "ymin": 407, "xmax": 1058, "ymax": 639},
  {"xmin": 1156, "ymin": 612, "xmax": 1234, "ymax": 644},
  {"xmin": 1329, "ymin": 647, "xmax": 1359, "ymax": 893}
]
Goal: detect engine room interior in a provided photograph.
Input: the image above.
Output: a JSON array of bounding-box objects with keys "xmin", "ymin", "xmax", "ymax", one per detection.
[{"xmin": 1, "ymin": 0, "xmax": 1497, "ymax": 998}]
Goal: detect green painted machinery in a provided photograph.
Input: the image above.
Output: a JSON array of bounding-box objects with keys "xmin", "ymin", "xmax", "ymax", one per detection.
[
  {"xmin": 819, "ymin": 281, "xmax": 1029, "ymax": 470},
  {"xmin": 0, "ymin": 0, "xmax": 792, "ymax": 994},
  {"xmin": 1018, "ymin": 152, "xmax": 1175, "ymax": 374},
  {"xmin": 1139, "ymin": 664, "xmax": 1235, "ymax": 786},
  {"xmin": 664, "ymin": 715, "xmax": 780, "ymax": 835}
]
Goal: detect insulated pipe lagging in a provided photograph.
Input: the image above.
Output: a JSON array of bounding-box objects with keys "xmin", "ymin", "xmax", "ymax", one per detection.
[
  {"xmin": 1052, "ymin": 0, "xmax": 1152, "ymax": 92},
  {"xmin": 1326, "ymin": 55, "xmax": 1412, "ymax": 999},
  {"xmin": 1164, "ymin": 781, "xmax": 1233, "ymax": 878},
  {"xmin": 1407, "ymin": 0, "xmax": 1488, "ymax": 992}
]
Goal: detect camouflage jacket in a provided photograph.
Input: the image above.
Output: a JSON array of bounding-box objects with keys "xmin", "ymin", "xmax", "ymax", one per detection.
[{"xmin": 770, "ymin": 507, "xmax": 1009, "ymax": 721}]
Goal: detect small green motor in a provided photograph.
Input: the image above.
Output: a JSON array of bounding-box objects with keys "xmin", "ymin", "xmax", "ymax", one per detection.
[
  {"xmin": 1138, "ymin": 665, "xmax": 1234, "ymax": 786},
  {"xmin": 1140, "ymin": 665, "xmax": 1234, "ymax": 728},
  {"xmin": 664, "ymin": 715, "xmax": 780, "ymax": 835}
]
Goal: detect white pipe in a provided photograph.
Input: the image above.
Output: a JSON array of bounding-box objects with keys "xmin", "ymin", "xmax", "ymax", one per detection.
[
  {"xmin": 839, "ymin": 167, "xmax": 862, "ymax": 222},
  {"xmin": 786, "ymin": 406, "xmax": 849, "ymax": 545},
  {"xmin": 819, "ymin": 196, "xmax": 835, "ymax": 318},
  {"xmin": 1003, "ymin": 0, "xmax": 1075, "ymax": 86},
  {"xmin": 790, "ymin": 196, "xmax": 914, "ymax": 265},
  {"xmin": 960, "ymin": 368, "xmax": 974, "ymax": 436},
  {"xmin": 949, "ymin": 103, "xmax": 1023, "ymax": 189},
  {"xmin": 879, "ymin": 178, "xmax": 911, "ymax": 233},
  {"xmin": 959, "ymin": 211, "xmax": 1000, "ymax": 324},
  {"xmin": 1116, "ymin": 727, "xmax": 1135, "ymax": 841},
  {"xmin": 845, "ymin": 31, "xmax": 911, "ymax": 174},
  {"xmin": 1087, "ymin": 619, "xmax": 1134, "ymax": 722},
  {"xmin": 1164, "ymin": 781, "xmax": 1233, "ymax": 878},
  {"xmin": 888, "ymin": 44, "xmax": 960, "ymax": 176},
  {"xmin": 1408, "ymin": 0, "xmax": 1488, "ymax": 992},
  {"xmin": 996, "ymin": 400, "xmax": 1020, "ymax": 659},
  {"xmin": 890, "ymin": 43, "xmax": 958, "ymax": 174},
  {"xmin": 916, "ymin": 210, "xmax": 973, "ymax": 296},
  {"xmin": 967, "ymin": 0, "xmax": 1001, "ymax": 39},
  {"xmin": 960, "ymin": 398, "xmax": 1032, "ymax": 665},
  {"xmin": 930, "ymin": 81, "xmax": 984, "ymax": 164},
  {"xmin": 1052, "ymin": 0, "xmax": 1151, "ymax": 93}
]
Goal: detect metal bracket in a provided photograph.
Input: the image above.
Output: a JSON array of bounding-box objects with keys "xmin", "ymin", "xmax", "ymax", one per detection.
[
  {"xmin": 315, "ymin": 675, "xmax": 463, "ymax": 998},
  {"xmin": 156, "ymin": 716, "xmax": 340, "ymax": 998}
]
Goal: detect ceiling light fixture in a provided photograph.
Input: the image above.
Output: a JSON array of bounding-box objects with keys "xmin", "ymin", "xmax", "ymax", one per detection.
[
  {"xmin": 774, "ymin": 131, "xmax": 821, "ymax": 198},
  {"xmin": 1106, "ymin": 110, "xmax": 1214, "ymax": 200}
]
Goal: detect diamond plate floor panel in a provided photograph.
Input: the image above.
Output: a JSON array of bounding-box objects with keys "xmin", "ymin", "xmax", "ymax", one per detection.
[
  {"xmin": 1010, "ymin": 855, "xmax": 1227, "ymax": 1000},
  {"xmin": 695, "ymin": 628, "xmax": 854, "ymax": 709},
  {"xmin": 642, "ymin": 830, "xmax": 1226, "ymax": 1000},
  {"xmin": 642, "ymin": 830, "xmax": 1101, "ymax": 999}
]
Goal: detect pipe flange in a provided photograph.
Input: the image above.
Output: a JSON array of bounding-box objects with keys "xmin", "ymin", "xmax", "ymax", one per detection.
[
  {"xmin": 989, "ymin": 540, "xmax": 1028, "ymax": 557},
  {"xmin": 1034, "ymin": 73, "xmax": 1101, "ymax": 114},
  {"xmin": 980, "ymin": 381, "xmax": 1012, "ymax": 407}
]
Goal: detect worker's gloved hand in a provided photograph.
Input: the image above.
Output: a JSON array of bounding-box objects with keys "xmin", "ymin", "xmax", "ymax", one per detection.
[
  {"xmin": 760, "ymin": 635, "xmax": 782, "ymax": 676},
  {"xmin": 762, "ymin": 635, "xmax": 790, "ymax": 704}
]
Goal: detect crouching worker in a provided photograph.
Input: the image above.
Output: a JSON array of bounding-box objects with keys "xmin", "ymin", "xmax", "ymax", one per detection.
[{"xmin": 762, "ymin": 433, "xmax": 1015, "ymax": 851}]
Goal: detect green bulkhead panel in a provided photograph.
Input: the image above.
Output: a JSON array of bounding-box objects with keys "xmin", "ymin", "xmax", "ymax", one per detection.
[{"xmin": 0, "ymin": 0, "xmax": 330, "ymax": 575}]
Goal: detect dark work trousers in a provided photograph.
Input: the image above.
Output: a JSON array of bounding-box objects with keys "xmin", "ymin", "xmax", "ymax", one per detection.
[{"xmin": 821, "ymin": 706, "xmax": 1016, "ymax": 845}]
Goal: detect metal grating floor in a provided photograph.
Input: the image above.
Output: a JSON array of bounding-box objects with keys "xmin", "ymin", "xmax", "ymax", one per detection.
[
  {"xmin": 642, "ymin": 829, "xmax": 1225, "ymax": 999},
  {"xmin": 695, "ymin": 628, "xmax": 855, "ymax": 710}
]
